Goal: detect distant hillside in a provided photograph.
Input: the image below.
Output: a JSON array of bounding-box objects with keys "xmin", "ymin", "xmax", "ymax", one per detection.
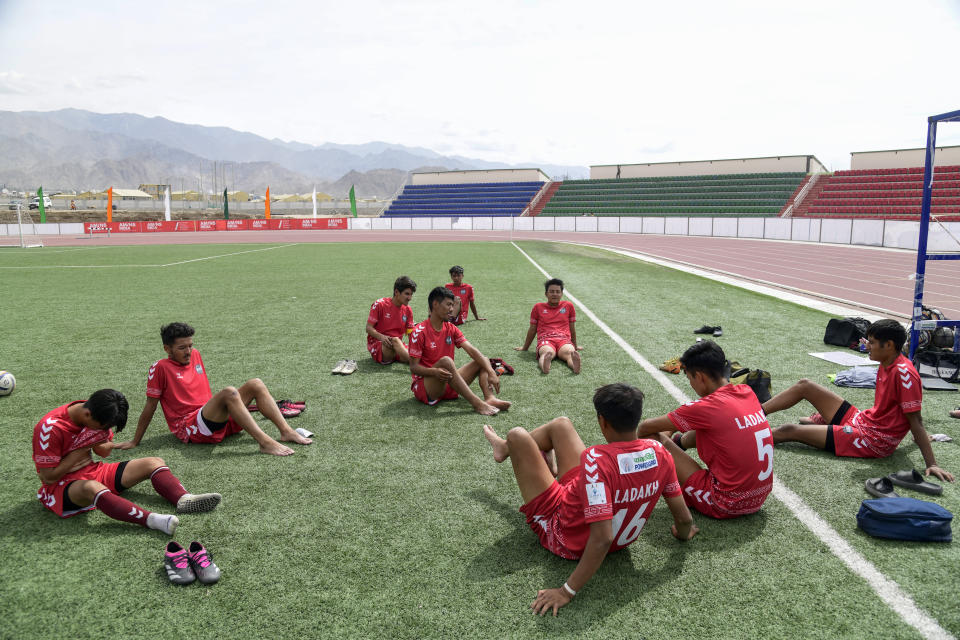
[{"xmin": 0, "ymin": 109, "xmax": 588, "ymax": 197}]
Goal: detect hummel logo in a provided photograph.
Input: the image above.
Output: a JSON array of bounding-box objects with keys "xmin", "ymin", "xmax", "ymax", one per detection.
[
  {"xmin": 586, "ymin": 473, "xmax": 599, "ymax": 483},
  {"xmin": 584, "ymin": 463, "xmax": 597, "ymax": 473},
  {"xmin": 44, "ymin": 494, "xmax": 56, "ymax": 508},
  {"xmin": 854, "ymin": 437, "xmax": 864, "ymax": 448},
  {"xmin": 901, "ymin": 381, "xmax": 913, "ymax": 389},
  {"xmin": 128, "ymin": 507, "xmax": 144, "ymax": 519},
  {"xmin": 39, "ymin": 441, "xmax": 50, "ymax": 450},
  {"xmin": 532, "ymin": 515, "xmax": 548, "ymax": 531},
  {"xmin": 39, "ymin": 433, "xmax": 50, "ymax": 443}
]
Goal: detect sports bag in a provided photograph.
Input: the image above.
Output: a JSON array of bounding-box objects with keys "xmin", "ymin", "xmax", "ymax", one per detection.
[
  {"xmin": 730, "ymin": 367, "xmax": 773, "ymax": 403},
  {"xmin": 913, "ymin": 349, "xmax": 960, "ymax": 383},
  {"xmin": 824, "ymin": 317, "xmax": 871, "ymax": 349},
  {"xmin": 856, "ymin": 497, "xmax": 953, "ymax": 542}
]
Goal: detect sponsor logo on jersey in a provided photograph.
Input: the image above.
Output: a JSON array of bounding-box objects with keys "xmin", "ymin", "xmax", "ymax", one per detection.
[
  {"xmin": 195, "ymin": 364, "xmax": 203, "ymax": 374},
  {"xmin": 585, "ymin": 482, "xmax": 607, "ymax": 506},
  {"xmin": 460, "ymin": 289, "xmax": 466, "ymax": 295},
  {"xmin": 617, "ymin": 448, "xmax": 657, "ymax": 474},
  {"xmin": 843, "ymin": 425, "xmax": 853, "ymax": 434},
  {"xmin": 445, "ymin": 337, "xmax": 452, "ymax": 344},
  {"xmin": 560, "ymin": 307, "xmax": 567, "ymax": 314}
]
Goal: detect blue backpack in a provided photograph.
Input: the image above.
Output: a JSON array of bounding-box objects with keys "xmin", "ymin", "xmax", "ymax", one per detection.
[{"xmin": 857, "ymin": 498, "xmax": 953, "ymax": 542}]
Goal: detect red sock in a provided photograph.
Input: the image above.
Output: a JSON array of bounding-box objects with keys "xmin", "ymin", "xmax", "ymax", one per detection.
[
  {"xmin": 150, "ymin": 466, "xmax": 188, "ymax": 504},
  {"xmin": 93, "ymin": 490, "xmax": 152, "ymax": 526}
]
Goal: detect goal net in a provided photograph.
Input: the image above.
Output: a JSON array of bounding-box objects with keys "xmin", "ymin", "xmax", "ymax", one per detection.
[{"xmin": 0, "ymin": 205, "xmax": 43, "ymax": 248}]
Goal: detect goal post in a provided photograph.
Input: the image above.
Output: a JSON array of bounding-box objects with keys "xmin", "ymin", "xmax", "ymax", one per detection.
[{"xmin": 0, "ymin": 204, "xmax": 44, "ymax": 248}]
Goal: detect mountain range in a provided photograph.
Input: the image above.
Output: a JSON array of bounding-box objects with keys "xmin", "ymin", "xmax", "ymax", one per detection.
[{"xmin": 0, "ymin": 109, "xmax": 587, "ymax": 198}]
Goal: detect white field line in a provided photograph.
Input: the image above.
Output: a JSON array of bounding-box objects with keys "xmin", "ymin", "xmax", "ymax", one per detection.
[
  {"xmin": 510, "ymin": 241, "xmax": 954, "ymax": 640},
  {"xmin": 0, "ymin": 244, "xmax": 297, "ymax": 269}
]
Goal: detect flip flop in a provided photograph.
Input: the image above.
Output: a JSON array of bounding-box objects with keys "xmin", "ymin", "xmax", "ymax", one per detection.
[
  {"xmin": 294, "ymin": 427, "xmax": 314, "ymax": 439},
  {"xmin": 864, "ymin": 477, "xmax": 900, "ymax": 498},
  {"xmin": 886, "ymin": 469, "xmax": 942, "ymax": 496}
]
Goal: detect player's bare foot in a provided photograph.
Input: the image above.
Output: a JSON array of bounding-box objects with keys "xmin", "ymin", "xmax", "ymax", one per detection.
[
  {"xmin": 539, "ymin": 352, "xmax": 553, "ymax": 374},
  {"xmin": 488, "ymin": 397, "xmax": 512, "ymax": 411},
  {"xmin": 483, "ymin": 425, "xmax": 509, "ymax": 462},
  {"xmin": 260, "ymin": 442, "xmax": 295, "ymax": 456},
  {"xmin": 475, "ymin": 402, "xmax": 500, "ymax": 416},
  {"xmin": 280, "ymin": 431, "xmax": 313, "ymax": 445},
  {"xmin": 569, "ymin": 351, "xmax": 581, "ymax": 374}
]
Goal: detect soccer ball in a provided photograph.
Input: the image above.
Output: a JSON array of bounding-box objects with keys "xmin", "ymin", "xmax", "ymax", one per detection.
[{"xmin": 0, "ymin": 371, "xmax": 15, "ymax": 396}]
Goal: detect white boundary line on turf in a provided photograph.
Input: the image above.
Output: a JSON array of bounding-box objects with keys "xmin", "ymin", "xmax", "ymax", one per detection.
[
  {"xmin": 0, "ymin": 243, "xmax": 298, "ymax": 269},
  {"xmin": 510, "ymin": 241, "xmax": 954, "ymax": 640}
]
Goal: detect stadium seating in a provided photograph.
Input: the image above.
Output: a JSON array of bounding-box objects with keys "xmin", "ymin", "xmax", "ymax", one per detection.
[
  {"xmin": 537, "ymin": 173, "xmax": 805, "ymax": 217},
  {"xmin": 794, "ymin": 165, "xmax": 960, "ymax": 221},
  {"xmin": 382, "ymin": 182, "xmax": 544, "ymax": 217}
]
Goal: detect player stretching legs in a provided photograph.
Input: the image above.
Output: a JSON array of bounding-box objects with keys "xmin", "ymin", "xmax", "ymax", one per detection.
[
  {"xmin": 516, "ymin": 278, "xmax": 581, "ymax": 374},
  {"xmin": 483, "ymin": 383, "xmax": 696, "ymax": 616},
  {"xmin": 33, "ymin": 389, "xmax": 221, "ymax": 535},
  {"xmin": 409, "ymin": 287, "xmax": 510, "ymax": 416},
  {"xmin": 118, "ymin": 322, "xmax": 311, "ymax": 457}
]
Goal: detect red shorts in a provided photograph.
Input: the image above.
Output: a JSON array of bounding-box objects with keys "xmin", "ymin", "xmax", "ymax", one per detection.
[
  {"xmin": 369, "ymin": 339, "xmax": 402, "ymax": 364},
  {"xmin": 682, "ymin": 469, "xmax": 768, "ymax": 519},
  {"xmin": 519, "ymin": 467, "xmax": 581, "ymax": 560},
  {"xmin": 173, "ymin": 407, "xmax": 243, "ymax": 444},
  {"xmin": 830, "ymin": 418, "xmax": 903, "ymax": 458},
  {"xmin": 537, "ymin": 336, "xmax": 572, "ymax": 354},
  {"xmin": 37, "ymin": 461, "xmax": 123, "ymax": 518},
  {"xmin": 411, "ymin": 376, "xmax": 459, "ymax": 405}
]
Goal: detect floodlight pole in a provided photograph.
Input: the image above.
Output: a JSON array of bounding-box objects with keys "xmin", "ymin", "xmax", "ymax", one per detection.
[{"xmin": 16, "ymin": 204, "xmax": 24, "ymax": 248}]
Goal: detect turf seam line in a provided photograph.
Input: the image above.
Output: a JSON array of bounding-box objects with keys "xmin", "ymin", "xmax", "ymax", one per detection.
[
  {"xmin": 159, "ymin": 244, "xmax": 298, "ymax": 266},
  {"xmin": 0, "ymin": 244, "xmax": 298, "ymax": 270},
  {"xmin": 510, "ymin": 240, "xmax": 954, "ymax": 640}
]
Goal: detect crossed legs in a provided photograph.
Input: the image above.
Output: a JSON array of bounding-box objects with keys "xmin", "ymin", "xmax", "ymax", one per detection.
[{"xmin": 424, "ymin": 357, "xmax": 511, "ymax": 415}]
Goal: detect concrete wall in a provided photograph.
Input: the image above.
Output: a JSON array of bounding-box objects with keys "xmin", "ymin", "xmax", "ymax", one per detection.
[
  {"xmin": 850, "ymin": 145, "xmax": 960, "ymax": 170},
  {"xmin": 591, "ymin": 155, "xmax": 826, "ymax": 179},
  {"xmin": 411, "ymin": 168, "xmax": 550, "ymax": 185}
]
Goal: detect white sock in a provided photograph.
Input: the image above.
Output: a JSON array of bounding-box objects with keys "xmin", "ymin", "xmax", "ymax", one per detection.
[{"xmin": 146, "ymin": 512, "xmax": 179, "ymax": 535}]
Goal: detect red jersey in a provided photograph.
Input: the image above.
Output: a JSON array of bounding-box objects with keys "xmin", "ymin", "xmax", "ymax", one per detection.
[
  {"xmin": 146, "ymin": 350, "xmax": 213, "ymax": 429},
  {"xmin": 553, "ymin": 440, "xmax": 681, "ymax": 558},
  {"xmin": 668, "ymin": 384, "xmax": 773, "ymax": 514},
  {"xmin": 530, "ymin": 301, "xmax": 576, "ymax": 340},
  {"xmin": 408, "ymin": 319, "xmax": 466, "ymax": 369},
  {"xmin": 445, "ymin": 282, "xmax": 475, "ymax": 324},
  {"xmin": 367, "ymin": 297, "xmax": 414, "ymax": 349},
  {"xmin": 851, "ymin": 354, "xmax": 922, "ymax": 455},
  {"xmin": 33, "ymin": 401, "xmax": 113, "ymax": 470}
]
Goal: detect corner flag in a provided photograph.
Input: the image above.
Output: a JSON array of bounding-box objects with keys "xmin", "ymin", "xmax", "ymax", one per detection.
[
  {"xmin": 36, "ymin": 186, "xmax": 46, "ymax": 223},
  {"xmin": 349, "ymin": 185, "xmax": 358, "ymax": 218}
]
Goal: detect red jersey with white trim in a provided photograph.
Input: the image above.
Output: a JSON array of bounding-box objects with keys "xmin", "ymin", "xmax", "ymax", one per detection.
[
  {"xmin": 852, "ymin": 354, "xmax": 922, "ymax": 453},
  {"xmin": 445, "ymin": 282, "xmax": 475, "ymax": 324},
  {"xmin": 366, "ymin": 297, "xmax": 414, "ymax": 349},
  {"xmin": 668, "ymin": 384, "xmax": 773, "ymax": 513},
  {"xmin": 408, "ymin": 319, "xmax": 466, "ymax": 369},
  {"xmin": 33, "ymin": 401, "xmax": 114, "ymax": 470},
  {"xmin": 146, "ymin": 350, "xmax": 213, "ymax": 429},
  {"xmin": 530, "ymin": 301, "xmax": 576, "ymax": 340},
  {"xmin": 554, "ymin": 439, "xmax": 680, "ymax": 557}
]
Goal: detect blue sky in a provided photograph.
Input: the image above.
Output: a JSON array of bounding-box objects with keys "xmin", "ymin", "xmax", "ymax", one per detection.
[{"xmin": 1, "ymin": 0, "xmax": 959, "ymax": 170}]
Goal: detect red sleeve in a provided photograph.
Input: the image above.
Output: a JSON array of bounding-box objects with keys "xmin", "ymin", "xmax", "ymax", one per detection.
[
  {"xmin": 367, "ymin": 300, "xmax": 380, "ymax": 326},
  {"xmin": 900, "ymin": 366, "xmax": 923, "ymax": 414},
  {"xmin": 408, "ymin": 324, "xmax": 424, "ymax": 359},
  {"xmin": 667, "ymin": 399, "xmax": 707, "ymax": 433},
  {"xmin": 567, "ymin": 301, "xmax": 576, "ymax": 322},
  {"xmin": 451, "ymin": 324, "xmax": 467, "ymax": 347},
  {"xmin": 33, "ymin": 422, "xmax": 65, "ymax": 468},
  {"xmin": 467, "ymin": 285, "xmax": 475, "ymax": 303},
  {"xmin": 529, "ymin": 304, "xmax": 538, "ymax": 326},
  {"xmin": 660, "ymin": 450, "xmax": 681, "ymax": 497},
  {"xmin": 580, "ymin": 448, "xmax": 614, "ymax": 523},
  {"xmin": 404, "ymin": 305, "xmax": 415, "ymax": 333},
  {"xmin": 146, "ymin": 360, "xmax": 165, "ymax": 398}
]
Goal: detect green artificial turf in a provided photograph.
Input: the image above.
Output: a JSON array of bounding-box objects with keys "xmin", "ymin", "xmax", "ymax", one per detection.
[{"xmin": 0, "ymin": 240, "xmax": 956, "ymax": 639}]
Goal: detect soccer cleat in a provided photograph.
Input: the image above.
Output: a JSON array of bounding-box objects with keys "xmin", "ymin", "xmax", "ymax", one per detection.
[
  {"xmin": 712, "ymin": 326, "xmax": 723, "ymax": 337},
  {"xmin": 340, "ymin": 360, "xmax": 358, "ymax": 375},
  {"xmin": 164, "ymin": 541, "xmax": 196, "ymax": 585},
  {"xmin": 247, "ymin": 403, "xmax": 260, "ymax": 412},
  {"xmin": 176, "ymin": 492, "xmax": 222, "ymax": 514},
  {"xmin": 659, "ymin": 358, "xmax": 682, "ymax": 374},
  {"xmin": 277, "ymin": 399, "xmax": 306, "ymax": 411},
  {"xmin": 278, "ymin": 405, "xmax": 301, "ymax": 418},
  {"xmin": 331, "ymin": 359, "xmax": 347, "ymax": 375},
  {"xmin": 147, "ymin": 512, "xmax": 179, "ymax": 536},
  {"xmin": 187, "ymin": 541, "xmax": 221, "ymax": 584},
  {"xmin": 799, "ymin": 413, "xmax": 827, "ymax": 425},
  {"xmin": 693, "ymin": 325, "xmax": 716, "ymax": 334}
]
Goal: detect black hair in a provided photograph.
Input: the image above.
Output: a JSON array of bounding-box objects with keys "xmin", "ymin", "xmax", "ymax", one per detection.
[
  {"xmin": 867, "ymin": 319, "xmax": 907, "ymax": 352},
  {"xmin": 679, "ymin": 340, "xmax": 726, "ymax": 381},
  {"xmin": 545, "ymin": 278, "xmax": 564, "ymax": 293},
  {"xmin": 394, "ymin": 275, "xmax": 417, "ymax": 295},
  {"xmin": 593, "ymin": 383, "xmax": 645, "ymax": 432},
  {"xmin": 428, "ymin": 286, "xmax": 455, "ymax": 313},
  {"xmin": 84, "ymin": 389, "xmax": 129, "ymax": 432},
  {"xmin": 161, "ymin": 322, "xmax": 195, "ymax": 346},
  {"xmin": 449, "ymin": 265, "xmax": 464, "ymax": 275}
]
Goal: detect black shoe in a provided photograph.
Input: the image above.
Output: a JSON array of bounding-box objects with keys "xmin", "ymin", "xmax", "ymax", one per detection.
[
  {"xmin": 693, "ymin": 325, "xmax": 715, "ymax": 334},
  {"xmin": 712, "ymin": 327, "xmax": 723, "ymax": 337}
]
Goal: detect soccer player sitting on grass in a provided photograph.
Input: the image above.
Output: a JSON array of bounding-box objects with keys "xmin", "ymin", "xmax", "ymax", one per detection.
[
  {"xmin": 762, "ymin": 319, "xmax": 954, "ymax": 482},
  {"xmin": 445, "ymin": 265, "xmax": 485, "ymax": 325},
  {"xmin": 483, "ymin": 383, "xmax": 697, "ymax": 616},
  {"xmin": 409, "ymin": 286, "xmax": 510, "ymax": 416},
  {"xmin": 116, "ymin": 322, "xmax": 311, "ymax": 457},
  {"xmin": 33, "ymin": 389, "xmax": 221, "ymax": 535},
  {"xmin": 366, "ymin": 276, "xmax": 417, "ymax": 364},
  {"xmin": 515, "ymin": 278, "xmax": 581, "ymax": 374},
  {"xmin": 638, "ymin": 340, "xmax": 775, "ymax": 519}
]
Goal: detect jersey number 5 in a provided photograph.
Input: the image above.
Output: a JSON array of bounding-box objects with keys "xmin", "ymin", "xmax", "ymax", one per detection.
[
  {"xmin": 610, "ymin": 501, "xmax": 650, "ymax": 546},
  {"xmin": 754, "ymin": 427, "xmax": 773, "ymax": 481}
]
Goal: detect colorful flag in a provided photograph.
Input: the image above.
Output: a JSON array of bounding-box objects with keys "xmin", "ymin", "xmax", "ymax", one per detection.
[
  {"xmin": 164, "ymin": 186, "xmax": 171, "ymax": 221},
  {"xmin": 223, "ymin": 188, "xmax": 229, "ymax": 220},
  {"xmin": 312, "ymin": 186, "xmax": 317, "ymax": 219},
  {"xmin": 36, "ymin": 186, "xmax": 46, "ymax": 223},
  {"xmin": 265, "ymin": 186, "xmax": 271, "ymax": 219},
  {"xmin": 349, "ymin": 185, "xmax": 358, "ymax": 218},
  {"xmin": 107, "ymin": 186, "xmax": 113, "ymax": 223}
]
